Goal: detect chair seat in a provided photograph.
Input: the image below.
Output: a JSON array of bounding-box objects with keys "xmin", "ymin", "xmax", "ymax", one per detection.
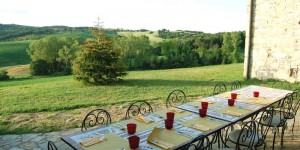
[
  {"xmin": 259, "ymin": 114, "xmax": 285, "ymax": 127},
  {"xmin": 228, "ymin": 129, "xmax": 262, "ymax": 147}
]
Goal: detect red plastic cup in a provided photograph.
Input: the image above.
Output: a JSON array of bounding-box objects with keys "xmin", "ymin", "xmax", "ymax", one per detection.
[
  {"xmin": 164, "ymin": 119, "xmax": 174, "ymax": 129},
  {"xmin": 231, "ymin": 93, "xmax": 238, "ymax": 99},
  {"xmin": 128, "ymin": 135, "xmax": 140, "ymax": 149},
  {"xmin": 199, "ymin": 109, "xmax": 207, "ymax": 117},
  {"xmin": 127, "ymin": 123, "xmax": 137, "ymax": 134},
  {"xmin": 166, "ymin": 112, "xmax": 175, "ymax": 120},
  {"xmin": 228, "ymin": 99, "xmax": 235, "ymax": 106},
  {"xmin": 201, "ymin": 102, "xmax": 208, "ymax": 109},
  {"xmin": 253, "ymin": 91, "xmax": 260, "ymax": 97}
]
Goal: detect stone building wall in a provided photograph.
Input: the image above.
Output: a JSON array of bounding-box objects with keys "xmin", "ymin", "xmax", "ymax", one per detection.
[{"xmin": 244, "ymin": 0, "xmax": 300, "ymax": 82}]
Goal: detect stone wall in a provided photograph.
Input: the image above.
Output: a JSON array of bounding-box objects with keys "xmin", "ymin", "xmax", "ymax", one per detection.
[{"xmin": 244, "ymin": 0, "xmax": 300, "ymax": 82}]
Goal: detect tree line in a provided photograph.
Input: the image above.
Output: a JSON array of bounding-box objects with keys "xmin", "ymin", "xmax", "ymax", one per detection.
[
  {"xmin": 115, "ymin": 30, "xmax": 245, "ymax": 70},
  {"xmin": 0, "ymin": 24, "xmax": 91, "ymax": 41},
  {"xmin": 26, "ymin": 29, "xmax": 245, "ymax": 76}
]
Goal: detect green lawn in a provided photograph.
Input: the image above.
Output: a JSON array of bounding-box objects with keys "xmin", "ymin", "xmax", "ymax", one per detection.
[
  {"xmin": 0, "ymin": 41, "xmax": 31, "ymax": 67},
  {"xmin": 0, "ymin": 63, "xmax": 268, "ymax": 114},
  {"xmin": 0, "ymin": 63, "xmax": 298, "ymax": 134}
]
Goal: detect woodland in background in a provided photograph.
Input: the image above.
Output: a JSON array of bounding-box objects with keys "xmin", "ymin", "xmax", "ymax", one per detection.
[
  {"xmin": 117, "ymin": 29, "xmax": 245, "ymax": 70},
  {"xmin": 1, "ymin": 24, "xmax": 245, "ymax": 75}
]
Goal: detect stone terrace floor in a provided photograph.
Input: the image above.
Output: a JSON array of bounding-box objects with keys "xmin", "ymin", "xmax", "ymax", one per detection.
[{"xmin": 1, "ymin": 112, "xmax": 300, "ymax": 150}]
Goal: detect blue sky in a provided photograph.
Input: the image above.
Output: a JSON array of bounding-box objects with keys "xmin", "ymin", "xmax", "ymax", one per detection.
[{"xmin": 0, "ymin": 0, "xmax": 248, "ymax": 33}]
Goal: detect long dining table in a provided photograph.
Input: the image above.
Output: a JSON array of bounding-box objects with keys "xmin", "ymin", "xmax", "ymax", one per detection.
[{"xmin": 61, "ymin": 85, "xmax": 292, "ymax": 150}]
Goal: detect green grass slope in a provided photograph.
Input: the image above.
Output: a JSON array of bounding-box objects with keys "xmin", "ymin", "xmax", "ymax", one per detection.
[
  {"xmin": 0, "ymin": 41, "xmax": 31, "ymax": 67},
  {"xmin": 0, "ymin": 63, "xmax": 265, "ymax": 114},
  {"xmin": 118, "ymin": 31, "xmax": 164, "ymax": 43}
]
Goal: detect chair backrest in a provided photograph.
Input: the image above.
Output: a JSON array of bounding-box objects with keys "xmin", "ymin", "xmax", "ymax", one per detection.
[
  {"xmin": 259, "ymin": 94, "xmax": 292, "ymax": 128},
  {"xmin": 81, "ymin": 109, "xmax": 112, "ymax": 132},
  {"xmin": 236, "ymin": 119, "xmax": 270, "ymax": 149},
  {"xmin": 184, "ymin": 135, "xmax": 210, "ymax": 150},
  {"xmin": 292, "ymin": 89, "xmax": 300, "ymax": 113},
  {"xmin": 166, "ymin": 90, "xmax": 186, "ymax": 108},
  {"xmin": 48, "ymin": 141, "xmax": 58, "ymax": 150},
  {"xmin": 281, "ymin": 92, "xmax": 300, "ymax": 119},
  {"xmin": 231, "ymin": 80, "xmax": 241, "ymax": 91},
  {"xmin": 125, "ymin": 100, "xmax": 153, "ymax": 118},
  {"xmin": 271, "ymin": 80, "xmax": 292, "ymax": 90},
  {"xmin": 213, "ymin": 82, "xmax": 227, "ymax": 95}
]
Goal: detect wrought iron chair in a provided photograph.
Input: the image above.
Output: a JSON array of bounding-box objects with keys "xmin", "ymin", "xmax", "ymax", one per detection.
[
  {"xmin": 81, "ymin": 109, "xmax": 112, "ymax": 132},
  {"xmin": 258, "ymin": 93, "xmax": 293, "ymax": 149},
  {"xmin": 166, "ymin": 90, "xmax": 186, "ymax": 108},
  {"xmin": 213, "ymin": 82, "xmax": 227, "ymax": 95},
  {"xmin": 183, "ymin": 135, "xmax": 211, "ymax": 150},
  {"xmin": 48, "ymin": 141, "xmax": 58, "ymax": 150},
  {"xmin": 282, "ymin": 89, "xmax": 300, "ymax": 139},
  {"xmin": 231, "ymin": 80, "xmax": 242, "ymax": 91},
  {"xmin": 224, "ymin": 116, "xmax": 271, "ymax": 150},
  {"xmin": 125, "ymin": 100, "xmax": 153, "ymax": 118}
]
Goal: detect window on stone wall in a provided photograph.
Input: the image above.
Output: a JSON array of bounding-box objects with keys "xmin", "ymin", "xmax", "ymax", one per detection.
[{"xmin": 289, "ymin": 68, "xmax": 298, "ymax": 78}]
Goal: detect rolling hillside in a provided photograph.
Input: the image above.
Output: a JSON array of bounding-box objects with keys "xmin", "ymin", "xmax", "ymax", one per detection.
[
  {"xmin": 0, "ymin": 41, "xmax": 31, "ymax": 67},
  {"xmin": 118, "ymin": 31, "xmax": 164, "ymax": 43}
]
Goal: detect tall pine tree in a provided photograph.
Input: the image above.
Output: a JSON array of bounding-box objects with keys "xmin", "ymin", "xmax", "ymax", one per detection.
[{"xmin": 72, "ymin": 27, "xmax": 127, "ymax": 85}]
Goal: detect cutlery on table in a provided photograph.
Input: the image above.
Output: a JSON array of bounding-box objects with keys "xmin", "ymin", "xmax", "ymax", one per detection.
[
  {"xmin": 152, "ymin": 138, "xmax": 172, "ymax": 149},
  {"xmin": 176, "ymin": 130, "xmax": 195, "ymax": 138}
]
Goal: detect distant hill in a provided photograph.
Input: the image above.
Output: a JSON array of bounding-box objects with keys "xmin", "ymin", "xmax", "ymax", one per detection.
[
  {"xmin": 0, "ymin": 24, "xmax": 119, "ymax": 41},
  {"xmin": 0, "ymin": 24, "xmax": 52, "ymax": 41}
]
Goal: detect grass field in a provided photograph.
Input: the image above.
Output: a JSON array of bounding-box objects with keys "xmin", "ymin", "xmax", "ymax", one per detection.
[
  {"xmin": 0, "ymin": 41, "xmax": 31, "ymax": 67},
  {"xmin": 118, "ymin": 31, "xmax": 164, "ymax": 43},
  {"xmin": 1, "ymin": 63, "xmax": 299, "ymax": 134},
  {"xmin": 4, "ymin": 64, "xmax": 29, "ymax": 75},
  {"xmin": 0, "ymin": 63, "xmax": 266, "ymax": 114}
]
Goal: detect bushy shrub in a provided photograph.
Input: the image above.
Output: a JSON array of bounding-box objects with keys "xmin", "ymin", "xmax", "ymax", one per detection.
[
  {"xmin": 30, "ymin": 59, "xmax": 50, "ymax": 75},
  {"xmin": 0, "ymin": 70, "xmax": 9, "ymax": 81}
]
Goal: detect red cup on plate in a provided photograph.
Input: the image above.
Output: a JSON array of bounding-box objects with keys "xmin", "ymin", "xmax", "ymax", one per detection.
[
  {"xmin": 127, "ymin": 123, "xmax": 137, "ymax": 134},
  {"xmin": 231, "ymin": 93, "xmax": 238, "ymax": 99},
  {"xmin": 201, "ymin": 102, "xmax": 208, "ymax": 109},
  {"xmin": 253, "ymin": 91, "xmax": 260, "ymax": 97},
  {"xmin": 199, "ymin": 109, "xmax": 207, "ymax": 117},
  {"xmin": 165, "ymin": 119, "xmax": 174, "ymax": 129},
  {"xmin": 128, "ymin": 135, "xmax": 140, "ymax": 149},
  {"xmin": 166, "ymin": 112, "xmax": 175, "ymax": 120},
  {"xmin": 228, "ymin": 99, "xmax": 235, "ymax": 106}
]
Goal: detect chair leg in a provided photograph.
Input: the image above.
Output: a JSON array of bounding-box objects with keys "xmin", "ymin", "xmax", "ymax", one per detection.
[
  {"xmin": 272, "ymin": 130, "xmax": 276, "ymax": 150},
  {"xmin": 292, "ymin": 117, "xmax": 296, "ymax": 139},
  {"xmin": 281, "ymin": 126, "xmax": 285, "ymax": 148}
]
